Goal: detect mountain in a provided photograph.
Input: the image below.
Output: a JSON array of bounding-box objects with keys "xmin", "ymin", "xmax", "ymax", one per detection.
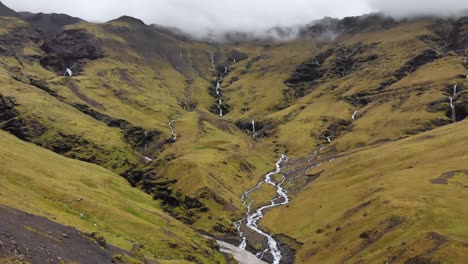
[
  {"xmin": 18, "ymin": 12, "xmax": 83, "ymax": 35},
  {"xmin": 0, "ymin": 1, "xmax": 467, "ymax": 263},
  {"xmin": 0, "ymin": 1, "xmax": 16, "ymax": 17}
]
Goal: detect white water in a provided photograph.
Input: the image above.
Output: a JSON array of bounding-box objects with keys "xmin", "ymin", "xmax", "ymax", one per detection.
[
  {"xmin": 453, "ymin": 84, "xmax": 458, "ymax": 97},
  {"xmin": 449, "ymin": 97, "xmax": 456, "ymax": 123},
  {"xmin": 143, "ymin": 131, "xmax": 148, "ymax": 151},
  {"xmin": 352, "ymin": 110, "xmax": 358, "ymax": 120},
  {"xmin": 65, "ymin": 68, "xmax": 72, "ymax": 77},
  {"xmin": 211, "ymin": 52, "xmax": 215, "ymax": 69},
  {"xmin": 201, "ymin": 234, "xmax": 267, "ymax": 264},
  {"xmin": 238, "ymin": 155, "xmax": 289, "ymax": 264},
  {"xmin": 252, "ymin": 120, "xmax": 257, "ymax": 138},
  {"xmin": 217, "ymin": 240, "xmax": 267, "ymax": 264},
  {"xmin": 233, "ymin": 58, "xmax": 236, "ymax": 63},
  {"xmin": 216, "ymin": 81, "xmax": 221, "ymax": 95},
  {"xmin": 225, "ymin": 66, "xmax": 228, "ymax": 73},
  {"xmin": 168, "ymin": 120, "xmax": 177, "ymax": 141},
  {"xmin": 327, "ymin": 136, "xmax": 332, "ymax": 143}
]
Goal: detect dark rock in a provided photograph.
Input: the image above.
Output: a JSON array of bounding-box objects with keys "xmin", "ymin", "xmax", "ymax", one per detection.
[
  {"xmin": 40, "ymin": 29, "xmax": 104, "ymax": 75},
  {"xmin": 28, "ymin": 78, "xmax": 59, "ymax": 97},
  {"xmin": 285, "ymin": 49, "xmax": 333, "ymax": 85},
  {"xmin": 227, "ymin": 49, "xmax": 248, "ymax": 63},
  {"xmin": 21, "ymin": 12, "xmax": 83, "ymax": 36},
  {"xmin": 246, "ymin": 56, "xmax": 263, "ymax": 69},
  {"xmin": 393, "ymin": 50, "xmax": 439, "ymax": 81},
  {"xmin": 0, "ymin": 2, "xmax": 18, "ymax": 17},
  {"xmin": 71, "ymin": 103, "xmax": 161, "ymax": 149},
  {"xmin": 359, "ymin": 232, "xmax": 370, "ymax": 239}
]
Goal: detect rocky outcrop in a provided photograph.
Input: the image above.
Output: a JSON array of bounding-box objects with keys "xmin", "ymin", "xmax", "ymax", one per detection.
[
  {"xmin": 322, "ymin": 119, "xmax": 352, "ymax": 142},
  {"xmin": 376, "ymin": 49, "xmax": 440, "ymax": 90},
  {"xmin": 71, "ymin": 103, "xmax": 161, "ymax": 149},
  {"xmin": 20, "ymin": 12, "xmax": 83, "ymax": 36},
  {"xmin": 40, "ymin": 29, "xmax": 104, "ymax": 75},
  {"xmin": 0, "ymin": 1, "xmax": 18, "ymax": 17},
  {"xmin": 301, "ymin": 14, "xmax": 396, "ymax": 41},
  {"xmin": 0, "ymin": 95, "xmax": 47, "ymax": 140},
  {"xmin": 0, "ymin": 18, "xmax": 42, "ymax": 58},
  {"xmin": 228, "ymin": 49, "xmax": 248, "ymax": 63}
]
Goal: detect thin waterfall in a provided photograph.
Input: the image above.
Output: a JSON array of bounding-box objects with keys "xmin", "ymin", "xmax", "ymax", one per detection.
[{"xmin": 449, "ymin": 97, "xmax": 456, "ymax": 123}]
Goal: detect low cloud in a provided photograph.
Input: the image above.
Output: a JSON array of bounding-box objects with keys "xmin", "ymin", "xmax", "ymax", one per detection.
[
  {"xmin": 3, "ymin": 0, "xmax": 468, "ymax": 40},
  {"xmin": 367, "ymin": 0, "xmax": 468, "ymax": 18}
]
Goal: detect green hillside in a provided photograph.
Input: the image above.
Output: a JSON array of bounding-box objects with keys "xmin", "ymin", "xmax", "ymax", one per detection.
[{"xmin": 0, "ymin": 2, "xmax": 467, "ymax": 263}]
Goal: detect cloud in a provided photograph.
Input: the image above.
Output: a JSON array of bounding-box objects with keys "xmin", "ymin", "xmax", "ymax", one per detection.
[
  {"xmin": 3, "ymin": 0, "xmax": 370, "ymax": 38},
  {"xmin": 2, "ymin": 0, "xmax": 468, "ymax": 40},
  {"xmin": 367, "ymin": 0, "xmax": 468, "ymax": 18}
]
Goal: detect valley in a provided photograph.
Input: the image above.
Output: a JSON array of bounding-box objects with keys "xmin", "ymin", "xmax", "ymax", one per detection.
[{"xmin": 0, "ymin": 1, "xmax": 467, "ymax": 263}]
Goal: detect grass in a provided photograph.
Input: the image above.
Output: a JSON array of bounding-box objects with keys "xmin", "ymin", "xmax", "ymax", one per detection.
[
  {"xmin": 0, "ymin": 13, "xmax": 467, "ymax": 263},
  {"xmin": 0, "ymin": 130, "xmax": 226, "ymax": 263},
  {"xmin": 261, "ymin": 120, "xmax": 468, "ymax": 263}
]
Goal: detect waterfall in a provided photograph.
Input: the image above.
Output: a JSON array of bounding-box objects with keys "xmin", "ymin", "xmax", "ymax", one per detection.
[
  {"xmin": 453, "ymin": 84, "xmax": 458, "ymax": 97},
  {"xmin": 449, "ymin": 97, "xmax": 456, "ymax": 123},
  {"xmin": 65, "ymin": 68, "xmax": 72, "ymax": 77},
  {"xmin": 327, "ymin": 136, "xmax": 332, "ymax": 143},
  {"xmin": 216, "ymin": 81, "xmax": 220, "ymax": 95},
  {"xmin": 352, "ymin": 110, "xmax": 358, "ymax": 120},
  {"xmin": 233, "ymin": 58, "xmax": 236, "ymax": 63},
  {"xmin": 211, "ymin": 52, "xmax": 215, "ymax": 69},
  {"xmin": 225, "ymin": 66, "xmax": 228, "ymax": 73},
  {"xmin": 168, "ymin": 120, "xmax": 177, "ymax": 141},
  {"xmin": 219, "ymin": 108, "xmax": 223, "ymax": 117},
  {"xmin": 252, "ymin": 120, "xmax": 257, "ymax": 138},
  {"xmin": 143, "ymin": 130, "xmax": 148, "ymax": 151}
]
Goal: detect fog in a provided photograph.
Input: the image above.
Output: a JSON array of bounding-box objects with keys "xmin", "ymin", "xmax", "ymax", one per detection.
[{"xmin": 3, "ymin": 0, "xmax": 468, "ymax": 39}]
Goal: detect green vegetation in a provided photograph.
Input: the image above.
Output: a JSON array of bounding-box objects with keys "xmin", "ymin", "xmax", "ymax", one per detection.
[{"xmin": 0, "ymin": 9, "xmax": 467, "ymax": 264}]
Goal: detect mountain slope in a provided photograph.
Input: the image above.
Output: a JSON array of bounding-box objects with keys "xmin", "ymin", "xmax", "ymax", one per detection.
[
  {"xmin": 0, "ymin": 2, "xmax": 467, "ymax": 263},
  {"xmin": 0, "ymin": 130, "xmax": 226, "ymax": 263},
  {"xmin": 262, "ymin": 120, "xmax": 468, "ymax": 263}
]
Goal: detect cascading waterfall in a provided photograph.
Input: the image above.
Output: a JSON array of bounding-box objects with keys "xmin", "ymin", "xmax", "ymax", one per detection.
[
  {"xmin": 237, "ymin": 155, "xmax": 289, "ymax": 264},
  {"xmin": 453, "ymin": 84, "xmax": 457, "ymax": 97},
  {"xmin": 218, "ymin": 99, "xmax": 223, "ymax": 117},
  {"xmin": 213, "ymin": 65, "xmax": 229, "ymax": 118},
  {"xmin": 352, "ymin": 110, "xmax": 358, "ymax": 120},
  {"xmin": 252, "ymin": 120, "xmax": 257, "ymax": 138},
  {"xmin": 143, "ymin": 130, "xmax": 148, "ymax": 151},
  {"xmin": 216, "ymin": 81, "xmax": 220, "ymax": 95},
  {"xmin": 142, "ymin": 130, "xmax": 153, "ymax": 162},
  {"xmin": 168, "ymin": 120, "xmax": 177, "ymax": 141},
  {"xmin": 449, "ymin": 96, "xmax": 456, "ymax": 123},
  {"xmin": 211, "ymin": 52, "xmax": 215, "ymax": 69},
  {"xmin": 327, "ymin": 136, "xmax": 332, "ymax": 143}
]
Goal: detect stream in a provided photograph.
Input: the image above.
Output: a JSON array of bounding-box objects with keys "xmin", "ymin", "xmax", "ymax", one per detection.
[{"xmin": 236, "ymin": 154, "xmax": 289, "ymax": 264}]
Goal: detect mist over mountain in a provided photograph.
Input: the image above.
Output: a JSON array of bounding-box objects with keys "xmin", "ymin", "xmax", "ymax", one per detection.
[{"xmin": 3, "ymin": 0, "xmax": 468, "ymax": 41}]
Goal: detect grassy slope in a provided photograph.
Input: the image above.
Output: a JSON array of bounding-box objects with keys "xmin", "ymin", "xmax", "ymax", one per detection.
[
  {"xmin": 1, "ymin": 12, "xmax": 467, "ymax": 263},
  {"xmin": 262, "ymin": 120, "xmax": 468, "ymax": 263},
  {"xmin": 219, "ymin": 20, "xmax": 466, "ymax": 157},
  {"xmin": 0, "ymin": 130, "xmax": 226, "ymax": 263}
]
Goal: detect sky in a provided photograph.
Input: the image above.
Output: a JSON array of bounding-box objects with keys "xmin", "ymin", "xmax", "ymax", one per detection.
[{"xmin": 3, "ymin": 0, "xmax": 468, "ymax": 38}]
